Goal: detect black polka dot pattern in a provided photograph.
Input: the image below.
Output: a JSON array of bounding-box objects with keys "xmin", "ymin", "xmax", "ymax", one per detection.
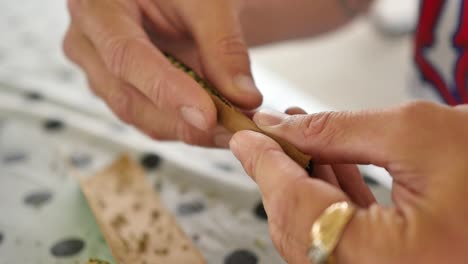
[
  {"xmin": 3, "ymin": 152, "xmax": 27, "ymax": 164},
  {"xmin": 140, "ymin": 153, "xmax": 162, "ymax": 170},
  {"xmin": 69, "ymin": 153, "xmax": 92, "ymax": 168},
  {"xmin": 50, "ymin": 238, "xmax": 85, "ymax": 257},
  {"xmin": 24, "ymin": 190, "xmax": 53, "ymax": 208},
  {"xmin": 224, "ymin": 249, "xmax": 258, "ymax": 264},
  {"xmin": 214, "ymin": 163, "xmax": 235, "ymax": 172},
  {"xmin": 177, "ymin": 201, "xmax": 205, "ymax": 215},
  {"xmin": 43, "ymin": 119, "xmax": 65, "ymax": 131},
  {"xmin": 254, "ymin": 201, "xmax": 267, "ymax": 221},
  {"xmin": 363, "ymin": 175, "xmax": 379, "ymax": 186},
  {"xmin": 24, "ymin": 91, "xmax": 43, "ymax": 101}
]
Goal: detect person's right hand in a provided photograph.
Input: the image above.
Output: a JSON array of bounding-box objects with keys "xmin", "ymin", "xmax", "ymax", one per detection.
[
  {"xmin": 63, "ymin": 0, "xmax": 262, "ymax": 147},
  {"xmin": 230, "ymin": 101, "xmax": 468, "ymax": 263}
]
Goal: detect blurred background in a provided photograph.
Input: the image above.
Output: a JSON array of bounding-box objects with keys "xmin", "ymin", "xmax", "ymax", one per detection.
[{"xmin": 251, "ymin": 0, "xmax": 420, "ymax": 110}]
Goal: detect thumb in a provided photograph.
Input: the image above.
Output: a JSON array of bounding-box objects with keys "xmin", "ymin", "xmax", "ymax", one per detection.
[
  {"xmin": 229, "ymin": 130, "xmax": 407, "ymax": 264},
  {"xmin": 252, "ymin": 109, "xmax": 398, "ymax": 167},
  {"xmin": 188, "ymin": 2, "xmax": 263, "ymax": 110}
]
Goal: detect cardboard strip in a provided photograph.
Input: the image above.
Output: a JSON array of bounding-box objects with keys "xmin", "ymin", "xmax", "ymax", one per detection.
[{"xmin": 79, "ymin": 155, "xmax": 206, "ymax": 264}]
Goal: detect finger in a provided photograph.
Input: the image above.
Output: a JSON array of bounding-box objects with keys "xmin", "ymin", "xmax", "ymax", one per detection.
[
  {"xmin": 332, "ymin": 164, "xmax": 376, "ymax": 207},
  {"xmin": 314, "ymin": 164, "xmax": 340, "ymax": 187},
  {"xmin": 283, "ymin": 107, "xmax": 375, "ymax": 206},
  {"xmin": 63, "ymin": 26, "xmax": 217, "ymax": 146},
  {"xmin": 284, "ymin": 107, "xmax": 342, "ymax": 189},
  {"xmin": 187, "ymin": 1, "xmax": 263, "ymax": 109},
  {"xmin": 285, "ymin": 107, "xmax": 307, "ymax": 115},
  {"xmin": 252, "ymin": 109, "xmax": 395, "ymax": 166},
  {"xmin": 282, "ymin": 107, "xmax": 375, "ymax": 205},
  {"xmin": 68, "ymin": 0, "xmax": 216, "ymax": 132},
  {"xmin": 212, "ymin": 125, "xmax": 233, "ymax": 148},
  {"xmin": 230, "ymin": 130, "xmax": 349, "ymax": 263}
]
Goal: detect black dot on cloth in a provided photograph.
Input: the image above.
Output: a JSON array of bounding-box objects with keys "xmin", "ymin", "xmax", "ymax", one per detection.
[
  {"xmin": 43, "ymin": 119, "xmax": 65, "ymax": 132},
  {"xmin": 224, "ymin": 249, "xmax": 259, "ymax": 264},
  {"xmin": 254, "ymin": 201, "xmax": 267, "ymax": 221},
  {"xmin": 50, "ymin": 238, "xmax": 85, "ymax": 257},
  {"xmin": 70, "ymin": 153, "xmax": 93, "ymax": 168},
  {"xmin": 363, "ymin": 175, "xmax": 379, "ymax": 186},
  {"xmin": 3, "ymin": 152, "xmax": 27, "ymax": 164},
  {"xmin": 177, "ymin": 201, "xmax": 205, "ymax": 215},
  {"xmin": 140, "ymin": 153, "xmax": 162, "ymax": 170},
  {"xmin": 214, "ymin": 163, "xmax": 235, "ymax": 172},
  {"xmin": 0, "ymin": 232, "xmax": 3, "ymax": 245},
  {"xmin": 24, "ymin": 91, "xmax": 43, "ymax": 101},
  {"xmin": 24, "ymin": 190, "xmax": 53, "ymax": 208}
]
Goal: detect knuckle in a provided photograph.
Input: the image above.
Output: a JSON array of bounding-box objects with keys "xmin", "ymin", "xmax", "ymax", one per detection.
[
  {"xmin": 104, "ymin": 37, "xmax": 133, "ymax": 78},
  {"xmin": 145, "ymin": 74, "xmax": 168, "ymax": 109},
  {"xmin": 103, "ymin": 36, "xmax": 143, "ymax": 79},
  {"xmin": 107, "ymin": 88, "xmax": 133, "ymax": 124},
  {"xmin": 293, "ymin": 112, "xmax": 344, "ymax": 160},
  {"xmin": 398, "ymin": 100, "xmax": 437, "ymax": 121},
  {"xmin": 396, "ymin": 101, "xmax": 441, "ymax": 133},
  {"xmin": 215, "ymin": 33, "xmax": 249, "ymax": 58},
  {"xmin": 251, "ymin": 146, "xmax": 280, "ymax": 179},
  {"xmin": 296, "ymin": 111, "xmax": 337, "ymax": 140}
]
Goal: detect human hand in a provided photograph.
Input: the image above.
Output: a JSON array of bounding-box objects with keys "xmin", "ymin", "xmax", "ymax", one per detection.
[
  {"xmin": 230, "ymin": 101, "xmax": 468, "ymax": 263},
  {"xmin": 63, "ymin": 0, "xmax": 262, "ymax": 147}
]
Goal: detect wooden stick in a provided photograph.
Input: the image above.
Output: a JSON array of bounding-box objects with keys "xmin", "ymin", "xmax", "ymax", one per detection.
[{"xmin": 165, "ymin": 54, "xmax": 314, "ymax": 175}]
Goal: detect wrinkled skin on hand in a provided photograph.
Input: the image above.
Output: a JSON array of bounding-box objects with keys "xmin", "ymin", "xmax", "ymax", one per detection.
[
  {"xmin": 231, "ymin": 101, "xmax": 468, "ymax": 264},
  {"xmin": 63, "ymin": 0, "xmax": 262, "ymax": 148}
]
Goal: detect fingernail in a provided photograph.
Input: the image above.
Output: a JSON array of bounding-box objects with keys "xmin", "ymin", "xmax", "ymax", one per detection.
[
  {"xmin": 254, "ymin": 109, "xmax": 288, "ymax": 127},
  {"xmin": 180, "ymin": 106, "xmax": 210, "ymax": 132},
  {"xmin": 214, "ymin": 133, "xmax": 232, "ymax": 148},
  {"xmin": 233, "ymin": 74, "xmax": 259, "ymax": 95}
]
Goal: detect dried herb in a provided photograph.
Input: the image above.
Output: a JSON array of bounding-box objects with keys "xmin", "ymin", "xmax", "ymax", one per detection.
[
  {"xmin": 164, "ymin": 53, "xmax": 233, "ymax": 107},
  {"xmin": 87, "ymin": 259, "xmax": 110, "ymax": 264},
  {"xmin": 111, "ymin": 214, "xmax": 127, "ymax": 231},
  {"xmin": 138, "ymin": 233, "xmax": 149, "ymax": 253}
]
